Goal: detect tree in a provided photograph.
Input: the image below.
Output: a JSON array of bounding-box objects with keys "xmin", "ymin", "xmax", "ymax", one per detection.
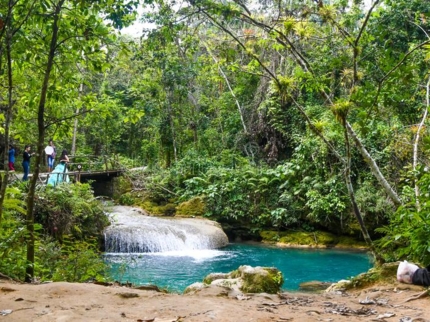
[
  {"xmin": 144, "ymin": 0, "xmax": 430, "ymax": 254},
  {"xmin": 0, "ymin": 0, "xmax": 140, "ymax": 281}
]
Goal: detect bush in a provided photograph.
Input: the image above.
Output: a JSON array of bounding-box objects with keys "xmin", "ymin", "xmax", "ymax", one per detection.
[
  {"xmin": 33, "ymin": 182, "xmax": 109, "ymax": 241},
  {"xmin": 0, "ymin": 184, "xmax": 110, "ymax": 282},
  {"xmin": 376, "ymin": 171, "xmax": 430, "ymax": 264}
]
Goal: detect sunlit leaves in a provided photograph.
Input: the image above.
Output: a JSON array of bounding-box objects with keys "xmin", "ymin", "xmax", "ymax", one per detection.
[{"xmin": 331, "ymin": 99, "xmax": 352, "ymax": 123}]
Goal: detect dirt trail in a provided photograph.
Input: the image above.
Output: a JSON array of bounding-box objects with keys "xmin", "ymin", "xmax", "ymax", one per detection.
[{"xmin": 1, "ymin": 279, "xmax": 429, "ymax": 321}]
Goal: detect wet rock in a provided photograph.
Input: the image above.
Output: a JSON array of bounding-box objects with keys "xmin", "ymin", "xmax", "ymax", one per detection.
[{"xmin": 299, "ymin": 281, "xmax": 331, "ymax": 292}]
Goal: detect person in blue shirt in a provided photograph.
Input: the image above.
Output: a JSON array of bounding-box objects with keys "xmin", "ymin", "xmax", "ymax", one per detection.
[
  {"xmin": 22, "ymin": 145, "xmax": 34, "ymax": 181},
  {"xmin": 8, "ymin": 144, "xmax": 15, "ymax": 171}
]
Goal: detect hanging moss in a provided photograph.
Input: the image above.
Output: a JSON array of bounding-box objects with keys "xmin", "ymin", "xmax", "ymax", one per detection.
[{"xmin": 176, "ymin": 197, "xmax": 206, "ymax": 217}]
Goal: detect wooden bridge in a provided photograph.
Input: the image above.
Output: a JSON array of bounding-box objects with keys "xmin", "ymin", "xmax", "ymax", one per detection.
[
  {"xmin": 2, "ymin": 155, "xmax": 127, "ymax": 196},
  {"xmin": 41, "ymin": 154, "xmax": 126, "ymax": 196}
]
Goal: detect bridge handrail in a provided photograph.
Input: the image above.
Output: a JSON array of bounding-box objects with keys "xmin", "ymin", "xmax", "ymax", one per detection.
[{"xmin": 66, "ymin": 154, "xmax": 125, "ymax": 173}]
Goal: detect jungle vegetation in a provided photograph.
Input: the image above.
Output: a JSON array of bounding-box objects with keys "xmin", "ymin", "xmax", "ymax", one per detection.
[{"xmin": 0, "ymin": 0, "xmax": 430, "ymax": 282}]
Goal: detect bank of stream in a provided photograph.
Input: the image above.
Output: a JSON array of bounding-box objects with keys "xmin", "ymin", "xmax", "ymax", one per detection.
[{"xmin": 103, "ymin": 206, "xmax": 372, "ymax": 293}]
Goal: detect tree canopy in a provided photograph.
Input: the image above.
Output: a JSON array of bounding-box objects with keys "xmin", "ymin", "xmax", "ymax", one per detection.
[{"xmin": 1, "ymin": 0, "xmax": 430, "ymax": 280}]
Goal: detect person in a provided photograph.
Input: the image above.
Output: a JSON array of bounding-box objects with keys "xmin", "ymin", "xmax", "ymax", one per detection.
[
  {"xmin": 8, "ymin": 144, "xmax": 15, "ymax": 171},
  {"xmin": 45, "ymin": 140, "xmax": 56, "ymax": 172},
  {"xmin": 397, "ymin": 260, "xmax": 430, "ymax": 287},
  {"xmin": 22, "ymin": 145, "xmax": 35, "ymax": 181},
  {"xmin": 47, "ymin": 149, "xmax": 70, "ymax": 186},
  {"xmin": 59, "ymin": 149, "xmax": 69, "ymax": 164}
]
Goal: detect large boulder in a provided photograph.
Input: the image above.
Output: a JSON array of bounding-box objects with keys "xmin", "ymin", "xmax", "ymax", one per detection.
[
  {"xmin": 238, "ymin": 266, "xmax": 283, "ymax": 294},
  {"xmin": 184, "ymin": 265, "xmax": 283, "ymax": 295}
]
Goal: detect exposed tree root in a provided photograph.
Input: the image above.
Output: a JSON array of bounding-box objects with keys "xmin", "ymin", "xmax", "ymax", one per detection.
[{"xmin": 402, "ymin": 289, "xmax": 429, "ymax": 303}]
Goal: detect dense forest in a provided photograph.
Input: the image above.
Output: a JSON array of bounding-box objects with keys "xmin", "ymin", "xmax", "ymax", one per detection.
[{"xmin": 1, "ymin": 0, "xmax": 430, "ymax": 283}]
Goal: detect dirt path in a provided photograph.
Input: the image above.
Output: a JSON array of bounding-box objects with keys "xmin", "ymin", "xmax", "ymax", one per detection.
[{"xmin": 1, "ymin": 279, "xmax": 429, "ymax": 322}]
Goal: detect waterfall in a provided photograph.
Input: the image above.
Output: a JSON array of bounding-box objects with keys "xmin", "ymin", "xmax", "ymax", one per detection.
[{"xmin": 104, "ymin": 206, "xmax": 229, "ymax": 253}]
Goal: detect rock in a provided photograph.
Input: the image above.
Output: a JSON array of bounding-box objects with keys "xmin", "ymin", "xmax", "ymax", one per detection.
[
  {"xmin": 238, "ymin": 265, "xmax": 283, "ymax": 294},
  {"xmin": 211, "ymin": 278, "xmax": 241, "ymax": 291},
  {"xmin": 203, "ymin": 273, "xmax": 230, "ymax": 284},
  {"xmin": 184, "ymin": 282, "xmax": 206, "ymax": 294},
  {"xmin": 198, "ymin": 265, "xmax": 283, "ymax": 295},
  {"xmin": 325, "ymin": 280, "xmax": 351, "ymax": 293},
  {"xmin": 176, "ymin": 197, "xmax": 206, "ymax": 217},
  {"xmin": 133, "ymin": 284, "xmax": 162, "ymax": 292},
  {"xmin": 105, "ymin": 206, "xmax": 229, "ymax": 252},
  {"xmin": 299, "ymin": 281, "xmax": 331, "ymax": 292}
]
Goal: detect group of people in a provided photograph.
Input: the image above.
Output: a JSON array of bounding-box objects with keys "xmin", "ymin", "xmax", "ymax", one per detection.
[{"xmin": 7, "ymin": 140, "xmax": 69, "ymax": 184}]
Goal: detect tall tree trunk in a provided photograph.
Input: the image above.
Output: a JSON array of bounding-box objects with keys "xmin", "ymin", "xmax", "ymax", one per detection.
[
  {"xmin": 187, "ymin": 91, "xmax": 199, "ymax": 147},
  {"xmin": 204, "ymin": 42, "xmax": 248, "ymax": 134},
  {"xmin": 25, "ymin": 0, "xmax": 65, "ymax": 282},
  {"xmin": 342, "ymin": 123, "xmax": 371, "ymax": 243},
  {"xmin": 0, "ymin": 10, "xmax": 14, "ymax": 224},
  {"xmin": 167, "ymin": 93, "xmax": 177, "ymax": 163},
  {"xmin": 345, "ymin": 122, "xmax": 402, "ymax": 206},
  {"xmin": 71, "ymin": 83, "xmax": 84, "ymax": 156}
]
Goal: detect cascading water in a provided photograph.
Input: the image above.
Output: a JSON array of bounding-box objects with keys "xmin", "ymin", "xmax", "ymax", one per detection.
[
  {"xmin": 104, "ymin": 206, "xmax": 229, "ymax": 253},
  {"xmin": 103, "ymin": 207, "xmax": 372, "ymax": 293}
]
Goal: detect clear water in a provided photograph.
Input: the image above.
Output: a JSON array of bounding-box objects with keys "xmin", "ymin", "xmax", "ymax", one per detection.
[{"xmin": 105, "ymin": 243, "xmax": 373, "ymax": 293}]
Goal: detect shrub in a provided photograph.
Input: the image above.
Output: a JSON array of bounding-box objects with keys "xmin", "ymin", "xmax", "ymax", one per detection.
[{"xmin": 33, "ymin": 182, "xmax": 109, "ymax": 241}]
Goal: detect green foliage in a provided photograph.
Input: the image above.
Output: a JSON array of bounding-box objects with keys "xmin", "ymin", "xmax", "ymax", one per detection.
[
  {"xmin": 0, "ymin": 213, "xmax": 28, "ymax": 280},
  {"xmin": 376, "ymin": 171, "xmax": 430, "ymax": 264},
  {"xmin": 180, "ymin": 164, "xmax": 291, "ymax": 227},
  {"xmin": 176, "ymin": 197, "xmax": 206, "ymax": 217},
  {"xmin": 118, "ymin": 192, "xmax": 136, "ymax": 206},
  {"xmin": 49, "ymin": 238, "xmax": 108, "ymax": 282},
  {"xmin": 33, "ymin": 183, "xmax": 109, "ymax": 241},
  {"xmin": 0, "ymin": 183, "xmax": 110, "ymax": 282},
  {"xmin": 34, "ymin": 236, "xmax": 108, "ymax": 282}
]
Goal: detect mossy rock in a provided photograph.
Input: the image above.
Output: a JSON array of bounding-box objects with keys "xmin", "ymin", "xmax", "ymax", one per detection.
[
  {"xmin": 203, "ymin": 273, "xmax": 230, "ymax": 284},
  {"xmin": 199, "ymin": 266, "xmax": 283, "ymax": 294},
  {"xmin": 279, "ymin": 231, "xmax": 338, "ymax": 247},
  {"xmin": 336, "ymin": 235, "xmax": 367, "ymax": 248},
  {"xmin": 260, "ymin": 230, "xmax": 367, "ymax": 249},
  {"xmin": 344, "ymin": 262, "xmax": 398, "ymax": 289},
  {"xmin": 176, "ymin": 197, "xmax": 206, "ymax": 217},
  {"xmin": 238, "ymin": 265, "xmax": 283, "ymax": 294},
  {"xmin": 139, "ymin": 201, "xmax": 176, "ymax": 216},
  {"xmin": 259, "ymin": 230, "xmax": 281, "ymax": 242}
]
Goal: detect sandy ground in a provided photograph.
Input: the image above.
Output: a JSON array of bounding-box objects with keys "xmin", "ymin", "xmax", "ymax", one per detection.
[{"xmin": 1, "ymin": 279, "xmax": 430, "ymax": 322}]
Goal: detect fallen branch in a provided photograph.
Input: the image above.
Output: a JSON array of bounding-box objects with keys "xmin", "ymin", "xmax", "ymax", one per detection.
[
  {"xmin": 0, "ymin": 272, "xmax": 19, "ymax": 282},
  {"xmin": 402, "ymin": 289, "xmax": 429, "ymax": 303}
]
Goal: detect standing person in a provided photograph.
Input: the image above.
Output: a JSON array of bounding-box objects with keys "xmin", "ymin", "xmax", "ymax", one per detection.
[
  {"xmin": 59, "ymin": 149, "xmax": 69, "ymax": 164},
  {"xmin": 47, "ymin": 149, "xmax": 70, "ymax": 186},
  {"xmin": 45, "ymin": 140, "xmax": 56, "ymax": 172},
  {"xmin": 8, "ymin": 144, "xmax": 15, "ymax": 171},
  {"xmin": 22, "ymin": 145, "xmax": 34, "ymax": 181}
]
